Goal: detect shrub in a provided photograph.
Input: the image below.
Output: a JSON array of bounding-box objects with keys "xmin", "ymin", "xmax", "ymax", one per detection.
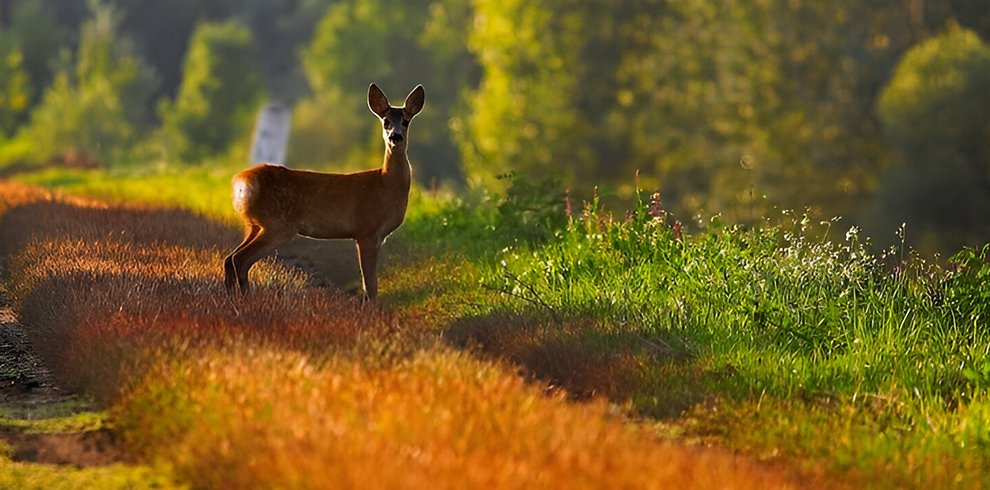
[
  {"xmin": 874, "ymin": 24, "xmax": 990, "ymax": 250},
  {"xmin": 21, "ymin": 0, "xmax": 156, "ymax": 167},
  {"xmin": 158, "ymin": 21, "xmax": 266, "ymax": 163}
]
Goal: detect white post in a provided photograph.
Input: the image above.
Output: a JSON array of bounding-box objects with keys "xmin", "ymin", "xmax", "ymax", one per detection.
[{"xmin": 249, "ymin": 101, "xmax": 292, "ymax": 166}]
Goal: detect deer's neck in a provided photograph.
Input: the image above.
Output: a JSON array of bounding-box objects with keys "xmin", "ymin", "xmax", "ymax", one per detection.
[{"xmin": 382, "ymin": 146, "xmax": 411, "ymax": 190}]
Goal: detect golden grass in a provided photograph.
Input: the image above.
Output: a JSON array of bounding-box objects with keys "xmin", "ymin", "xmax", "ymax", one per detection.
[
  {"xmin": 117, "ymin": 346, "xmax": 801, "ymax": 489},
  {"xmin": 0, "ymin": 181, "xmax": 809, "ymax": 488}
]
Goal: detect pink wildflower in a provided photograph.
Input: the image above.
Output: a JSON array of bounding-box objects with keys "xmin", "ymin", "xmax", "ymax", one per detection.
[{"xmin": 648, "ymin": 192, "xmax": 664, "ymax": 218}]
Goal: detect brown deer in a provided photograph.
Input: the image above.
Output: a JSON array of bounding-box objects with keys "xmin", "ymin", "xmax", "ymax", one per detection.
[{"xmin": 223, "ymin": 84, "xmax": 425, "ymax": 300}]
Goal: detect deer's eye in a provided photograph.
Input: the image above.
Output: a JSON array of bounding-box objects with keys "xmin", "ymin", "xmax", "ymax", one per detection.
[
  {"xmin": 383, "ymin": 119, "xmax": 392, "ymax": 128},
  {"xmin": 401, "ymin": 119, "xmax": 410, "ymax": 127}
]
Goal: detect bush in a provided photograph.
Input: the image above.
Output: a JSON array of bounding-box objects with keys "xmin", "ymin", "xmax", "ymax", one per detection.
[
  {"xmin": 158, "ymin": 21, "xmax": 266, "ymax": 163},
  {"xmin": 21, "ymin": 0, "xmax": 156, "ymax": 166},
  {"xmin": 873, "ymin": 25, "xmax": 990, "ymax": 250}
]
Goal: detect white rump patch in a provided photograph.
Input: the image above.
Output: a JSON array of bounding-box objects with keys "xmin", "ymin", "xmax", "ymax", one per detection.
[{"xmin": 232, "ymin": 178, "xmax": 257, "ymax": 215}]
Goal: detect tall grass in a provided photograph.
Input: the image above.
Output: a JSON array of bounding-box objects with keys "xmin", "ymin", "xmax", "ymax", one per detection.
[
  {"xmin": 454, "ymin": 191, "xmax": 990, "ymax": 486},
  {"xmin": 0, "ymin": 181, "xmax": 802, "ymax": 488},
  {"xmin": 11, "ymin": 165, "xmax": 990, "ymax": 486}
]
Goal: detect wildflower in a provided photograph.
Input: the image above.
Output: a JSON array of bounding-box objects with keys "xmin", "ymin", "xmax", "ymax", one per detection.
[
  {"xmin": 648, "ymin": 192, "xmax": 664, "ymax": 218},
  {"xmin": 565, "ymin": 188, "xmax": 572, "ymax": 218},
  {"xmin": 673, "ymin": 219, "xmax": 683, "ymax": 240}
]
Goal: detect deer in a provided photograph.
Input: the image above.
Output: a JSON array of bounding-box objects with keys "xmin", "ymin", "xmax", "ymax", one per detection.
[{"xmin": 223, "ymin": 84, "xmax": 425, "ymax": 300}]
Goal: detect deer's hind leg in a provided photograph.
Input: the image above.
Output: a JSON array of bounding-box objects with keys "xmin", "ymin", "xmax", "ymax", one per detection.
[
  {"xmin": 230, "ymin": 227, "xmax": 293, "ymax": 293},
  {"xmin": 224, "ymin": 225, "xmax": 260, "ymax": 292}
]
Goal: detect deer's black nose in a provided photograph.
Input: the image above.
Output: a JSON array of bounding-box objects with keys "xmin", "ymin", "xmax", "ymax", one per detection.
[{"xmin": 389, "ymin": 133, "xmax": 404, "ymax": 142}]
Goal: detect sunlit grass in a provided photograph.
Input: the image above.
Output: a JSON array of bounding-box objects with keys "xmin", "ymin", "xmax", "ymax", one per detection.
[
  {"xmin": 10, "ymin": 166, "xmax": 990, "ymax": 486},
  {"xmin": 0, "ymin": 460, "xmax": 182, "ymax": 490},
  {"xmin": 0, "ymin": 181, "xmax": 800, "ymax": 488},
  {"xmin": 0, "ymin": 399, "xmax": 106, "ymax": 434},
  {"xmin": 437, "ymin": 196, "xmax": 990, "ymax": 486},
  {"xmin": 116, "ymin": 346, "xmax": 796, "ymax": 489},
  {"xmin": 12, "ymin": 165, "xmax": 239, "ymax": 222}
]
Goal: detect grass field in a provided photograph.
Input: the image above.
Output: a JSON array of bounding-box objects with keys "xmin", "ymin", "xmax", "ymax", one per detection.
[
  {"xmin": 1, "ymin": 165, "xmax": 989, "ymax": 488},
  {"xmin": 0, "ymin": 179, "xmax": 805, "ymax": 488}
]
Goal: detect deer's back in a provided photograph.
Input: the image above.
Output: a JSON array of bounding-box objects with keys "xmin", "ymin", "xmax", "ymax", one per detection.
[{"xmin": 232, "ymin": 164, "xmax": 408, "ymax": 240}]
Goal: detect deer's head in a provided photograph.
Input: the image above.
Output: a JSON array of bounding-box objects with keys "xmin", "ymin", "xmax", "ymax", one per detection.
[{"xmin": 368, "ymin": 84, "xmax": 425, "ymax": 149}]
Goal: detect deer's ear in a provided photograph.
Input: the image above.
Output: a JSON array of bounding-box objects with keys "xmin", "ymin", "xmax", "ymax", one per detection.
[
  {"xmin": 368, "ymin": 84, "xmax": 390, "ymax": 118},
  {"xmin": 403, "ymin": 85, "xmax": 425, "ymax": 118}
]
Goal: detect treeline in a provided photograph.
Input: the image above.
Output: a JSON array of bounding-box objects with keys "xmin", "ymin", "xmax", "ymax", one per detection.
[{"xmin": 1, "ymin": 0, "xmax": 989, "ymax": 252}]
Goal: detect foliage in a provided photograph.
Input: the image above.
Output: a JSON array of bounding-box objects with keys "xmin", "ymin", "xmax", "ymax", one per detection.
[
  {"xmin": 0, "ymin": 45, "xmax": 32, "ymax": 136},
  {"xmin": 7, "ymin": 0, "xmax": 63, "ymax": 106},
  {"xmin": 947, "ymin": 243, "xmax": 990, "ymax": 323},
  {"xmin": 294, "ymin": 0, "xmax": 476, "ymax": 179},
  {"xmin": 460, "ymin": 1, "xmax": 922, "ymax": 221},
  {"xmin": 874, "ymin": 24, "xmax": 990, "ymax": 250},
  {"xmin": 459, "ymin": 0, "xmax": 592, "ymax": 190},
  {"xmin": 880, "ymin": 24, "xmax": 990, "ymax": 155},
  {"xmin": 0, "ymin": 0, "xmax": 63, "ymax": 136},
  {"xmin": 158, "ymin": 20, "xmax": 265, "ymax": 163},
  {"xmin": 20, "ymin": 0, "xmax": 156, "ymax": 166},
  {"xmin": 493, "ymin": 172, "xmax": 567, "ymax": 243}
]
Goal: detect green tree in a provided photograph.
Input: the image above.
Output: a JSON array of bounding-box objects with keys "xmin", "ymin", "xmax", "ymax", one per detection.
[
  {"xmin": 0, "ymin": 43, "xmax": 31, "ymax": 136},
  {"xmin": 294, "ymin": 0, "xmax": 476, "ymax": 179},
  {"xmin": 159, "ymin": 20, "xmax": 265, "ymax": 162},
  {"xmin": 23, "ymin": 0, "xmax": 156, "ymax": 165},
  {"xmin": 874, "ymin": 24, "xmax": 990, "ymax": 250},
  {"xmin": 111, "ymin": 0, "xmax": 246, "ymax": 102},
  {"xmin": 459, "ymin": 0, "xmax": 594, "ymax": 190},
  {"xmin": 601, "ymin": 1, "xmax": 925, "ymax": 221},
  {"xmin": 8, "ymin": 0, "xmax": 62, "ymax": 106}
]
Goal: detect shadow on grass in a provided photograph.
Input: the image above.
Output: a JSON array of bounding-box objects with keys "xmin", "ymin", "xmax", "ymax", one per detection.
[{"xmin": 445, "ymin": 309, "xmax": 715, "ymax": 418}]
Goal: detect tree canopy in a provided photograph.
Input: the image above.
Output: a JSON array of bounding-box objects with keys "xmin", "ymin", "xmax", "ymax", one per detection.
[{"xmin": 4, "ymin": 0, "xmax": 990, "ymax": 252}]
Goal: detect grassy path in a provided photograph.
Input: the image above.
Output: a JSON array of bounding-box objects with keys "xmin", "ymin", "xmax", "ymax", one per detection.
[{"xmin": 0, "ymin": 180, "xmax": 822, "ymax": 488}]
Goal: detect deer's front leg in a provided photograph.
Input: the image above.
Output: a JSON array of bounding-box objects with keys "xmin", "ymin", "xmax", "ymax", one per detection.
[{"xmin": 355, "ymin": 237, "xmax": 382, "ymax": 301}]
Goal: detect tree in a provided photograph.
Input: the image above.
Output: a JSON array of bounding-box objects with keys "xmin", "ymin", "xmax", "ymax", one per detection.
[
  {"xmin": 873, "ymin": 24, "xmax": 990, "ymax": 250},
  {"xmin": 8, "ymin": 0, "xmax": 62, "ymax": 106},
  {"xmin": 23, "ymin": 0, "xmax": 156, "ymax": 165},
  {"xmin": 159, "ymin": 20, "xmax": 265, "ymax": 162},
  {"xmin": 459, "ymin": 0, "xmax": 596, "ymax": 190},
  {"xmin": 294, "ymin": 0, "xmax": 476, "ymax": 180},
  {"xmin": 0, "ymin": 42, "xmax": 31, "ymax": 136},
  {"xmin": 110, "ymin": 0, "xmax": 245, "ymax": 102}
]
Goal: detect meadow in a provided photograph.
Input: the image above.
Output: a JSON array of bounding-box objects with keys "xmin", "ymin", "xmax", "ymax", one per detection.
[
  {"xmin": 0, "ymin": 179, "xmax": 803, "ymax": 488},
  {"xmin": 1, "ymin": 164, "xmax": 989, "ymax": 488}
]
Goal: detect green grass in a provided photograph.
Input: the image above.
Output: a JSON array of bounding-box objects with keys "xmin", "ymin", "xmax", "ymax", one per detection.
[
  {"xmin": 0, "ymin": 398, "xmax": 105, "ymax": 434},
  {"xmin": 0, "ymin": 460, "xmax": 181, "ymax": 490},
  {"xmin": 13, "ymin": 166, "xmax": 239, "ymax": 222},
  {"xmin": 424, "ymin": 196, "xmax": 990, "ymax": 485}
]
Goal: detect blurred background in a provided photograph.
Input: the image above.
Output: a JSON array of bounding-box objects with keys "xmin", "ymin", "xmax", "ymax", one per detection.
[{"xmin": 0, "ymin": 0, "xmax": 988, "ymax": 255}]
